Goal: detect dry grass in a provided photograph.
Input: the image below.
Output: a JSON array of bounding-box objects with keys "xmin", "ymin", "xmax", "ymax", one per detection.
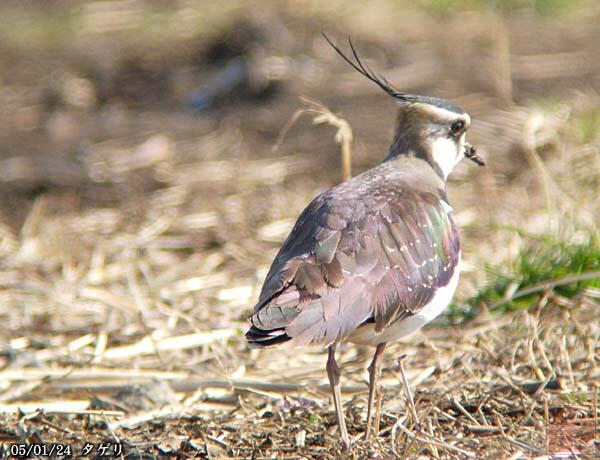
[{"xmin": 0, "ymin": 1, "xmax": 599, "ymax": 458}]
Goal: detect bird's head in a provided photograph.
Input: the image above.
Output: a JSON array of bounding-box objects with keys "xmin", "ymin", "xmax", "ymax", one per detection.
[
  {"xmin": 390, "ymin": 97, "xmax": 483, "ymax": 179},
  {"xmin": 323, "ymin": 34, "xmax": 485, "ymax": 180}
]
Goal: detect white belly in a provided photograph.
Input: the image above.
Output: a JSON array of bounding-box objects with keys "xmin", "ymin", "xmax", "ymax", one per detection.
[{"xmin": 347, "ymin": 261, "xmax": 461, "ymax": 346}]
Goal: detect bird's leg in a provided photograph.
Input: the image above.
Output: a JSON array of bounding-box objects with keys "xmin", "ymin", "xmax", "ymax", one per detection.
[
  {"xmin": 374, "ymin": 380, "xmax": 383, "ymax": 435},
  {"xmin": 364, "ymin": 342, "xmax": 387, "ymax": 440},
  {"xmin": 326, "ymin": 345, "xmax": 350, "ymax": 450}
]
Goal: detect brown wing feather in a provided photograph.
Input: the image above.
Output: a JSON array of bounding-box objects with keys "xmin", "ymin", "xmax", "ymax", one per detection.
[{"xmin": 247, "ymin": 186, "xmax": 459, "ymax": 346}]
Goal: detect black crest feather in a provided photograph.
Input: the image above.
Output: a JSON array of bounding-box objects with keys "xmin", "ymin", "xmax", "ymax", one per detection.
[
  {"xmin": 322, "ymin": 32, "xmax": 418, "ymax": 103},
  {"xmin": 322, "ymin": 33, "xmax": 465, "ymax": 115}
]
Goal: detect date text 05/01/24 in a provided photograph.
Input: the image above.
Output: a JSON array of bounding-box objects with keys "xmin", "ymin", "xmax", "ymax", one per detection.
[{"xmin": 5, "ymin": 442, "xmax": 123, "ymax": 457}]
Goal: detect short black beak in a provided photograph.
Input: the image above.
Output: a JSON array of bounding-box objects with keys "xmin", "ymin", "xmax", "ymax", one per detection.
[{"xmin": 464, "ymin": 143, "xmax": 485, "ymax": 166}]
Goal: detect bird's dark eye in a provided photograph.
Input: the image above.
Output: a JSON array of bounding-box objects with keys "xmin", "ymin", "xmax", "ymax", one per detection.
[{"xmin": 450, "ymin": 120, "xmax": 464, "ymax": 135}]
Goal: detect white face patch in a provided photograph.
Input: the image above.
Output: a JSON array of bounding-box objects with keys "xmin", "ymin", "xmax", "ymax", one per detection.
[{"xmin": 430, "ymin": 132, "xmax": 466, "ymax": 179}]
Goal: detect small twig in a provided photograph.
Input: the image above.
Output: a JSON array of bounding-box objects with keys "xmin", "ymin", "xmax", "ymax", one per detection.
[
  {"xmin": 427, "ymin": 418, "xmax": 440, "ymax": 459},
  {"xmin": 452, "ymin": 397, "xmax": 480, "ymax": 426},
  {"xmin": 503, "ymin": 436, "xmax": 543, "ymax": 453},
  {"xmin": 98, "ymin": 329, "xmax": 237, "ymax": 360},
  {"xmin": 475, "ymin": 395, "xmax": 491, "ymax": 426},
  {"xmin": 532, "ymin": 372, "xmax": 558, "ymax": 398},
  {"xmin": 503, "ymin": 450, "xmax": 524, "ymax": 460},
  {"xmin": 526, "ymin": 313, "xmax": 546, "ymax": 381},
  {"xmin": 390, "ymin": 414, "xmax": 407, "ymax": 456},
  {"xmin": 560, "ymin": 332, "xmax": 575, "ymax": 389},
  {"xmin": 36, "ymin": 414, "xmax": 73, "ymax": 435},
  {"xmin": 466, "ymin": 424, "xmax": 502, "ymax": 434},
  {"xmin": 532, "ymin": 293, "xmax": 555, "ymax": 377},
  {"xmin": 431, "ymin": 406, "xmax": 457, "ymax": 422},
  {"xmin": 273, "ymin": 97, "xmax": 354, "ymax": 182},
  {"xmin": 103, "ymin": 412, "xmax": 125, "ymax": 460},
  {"xmin": 109, "ymin": 404, "xmax": 185, "ymax": 430},
  {"xmin": 207, "ymin": 435, "xmax": 230, "ymax": 450},
  {"xmin": 594, "ymin": 383, "xmax": 598, "ymax": 452},
  {"xmin": 544, "ymin": 394, "xmax": 550, "ymax": 455},
  {"xmin": 125, "ymin": 254, "xmax": 165, "ymax": 367},
  {"xmin": 490, "ymin": 270, "xmax": 600, "ymax": 309},
  {"xmin": 398, "ymin": 354, "xmax": 419, "ymax": 427},
  {"xmin": 393, "ymin": 419, "xmax": 476, "ymax": 458},
  {"xmin": 494, "ymin": 414, "xmax": 507, "ymax": 437}
]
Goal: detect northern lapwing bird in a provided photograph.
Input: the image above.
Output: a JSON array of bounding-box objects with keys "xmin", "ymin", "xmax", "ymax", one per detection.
[{"xmin": 246, "ymin": 35, "xmax": 485, "ymax": 449}]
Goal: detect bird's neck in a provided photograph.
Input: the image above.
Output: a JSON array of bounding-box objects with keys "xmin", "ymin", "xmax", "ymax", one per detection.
[
  {"xmin": 385, "ymin": 136, "xmax": 446, "ymax": 182},
  {"xmin": 386, "ymin": 128, "xmax": 416, "ymax": 161},
  {"xmin": 380, "ymin": 153, "xmax": 448, "ymax": 199}
]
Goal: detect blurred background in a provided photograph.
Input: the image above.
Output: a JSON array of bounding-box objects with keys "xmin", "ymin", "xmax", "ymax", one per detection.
[{"xmin": 0, "ymin": 1, "xmax": 598, "ymax": 458}]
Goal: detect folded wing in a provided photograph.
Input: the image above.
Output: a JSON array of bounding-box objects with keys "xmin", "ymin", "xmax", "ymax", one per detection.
[{"xmin": 246, "ymin": 188, "xmax": 460, "ymax": 347}]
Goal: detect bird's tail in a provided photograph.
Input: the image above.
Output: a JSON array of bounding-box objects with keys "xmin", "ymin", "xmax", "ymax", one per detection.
[
  {"xmin": 245, "ymin": 287, "xmax": 303, "ymax": 347},
  {"xmin": 245, "ymin": 323, "xmax": 292, "ymax": 348}
]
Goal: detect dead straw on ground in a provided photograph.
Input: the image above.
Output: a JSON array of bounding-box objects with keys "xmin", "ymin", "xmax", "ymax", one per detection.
[
  {"xmin": 0, "ymin": 3, "xmax": 599, "ymax": 459},
  {"xmin": 0, "ymin": 94, "xmax": 597, "ymax": 458}
]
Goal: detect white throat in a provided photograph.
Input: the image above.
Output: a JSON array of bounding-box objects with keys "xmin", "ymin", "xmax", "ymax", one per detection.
[{"xmin": 431, "ymin": 134, "xmax": 465, "ymax": 179}]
